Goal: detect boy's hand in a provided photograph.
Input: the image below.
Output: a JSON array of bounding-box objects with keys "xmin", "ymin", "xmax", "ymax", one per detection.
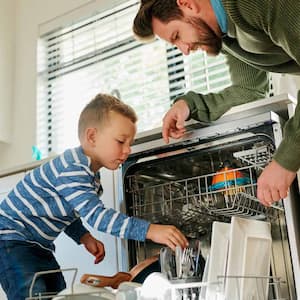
[
  {"xmin": 146, "ymin": 224, "xmax": 188, "ymax": 251},
  {"xmin": 80, "ymin": 233, "xmax": 105, "ymax": 264}
]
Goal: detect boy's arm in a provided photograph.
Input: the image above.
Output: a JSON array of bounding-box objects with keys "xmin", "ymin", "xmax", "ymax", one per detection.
[
  {"xmin": 80, "ymin": 232, "xmax": 105, "ymax": 264},
  {"xmin": 57, "ymin": 171, "xmax": 151, "ymax": 242},
  {"xmin": 64, "ymin": 218, "xmax": 105, "ymax": 263},
  {"xmin": 57, "ymin": 169, "xmax": 187, "ymax": 249}
]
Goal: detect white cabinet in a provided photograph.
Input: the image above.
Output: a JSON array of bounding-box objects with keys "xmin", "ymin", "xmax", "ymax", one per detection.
[
  {"xmin": 0, "ymin": 0, "xmax": 15, "ymax": 143},
  {"xmin": 0, "ymin": 172, "xmax": 25, "ymax": 202}
]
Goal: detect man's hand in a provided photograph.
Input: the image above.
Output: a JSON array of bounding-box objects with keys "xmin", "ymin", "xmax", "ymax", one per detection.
[
  {"xmin": 146, "ymin": 224, "xmax": 189, "ymax": 251},
  {"xmin": 80, "ymin": 233, "xmax": 105, "ymax": 264},
  {"xmin": 257, "ymin": 160, "xmax": 296, "ymax": 206},
  {"xmin": 162, "ymin": 100, "xmax": 190, "ymax": 143}
]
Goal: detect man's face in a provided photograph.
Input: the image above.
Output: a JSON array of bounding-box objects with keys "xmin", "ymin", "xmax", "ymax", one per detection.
[{"xmin": 152, "ymin": 16, "xmax": 222, "ymax": 56}]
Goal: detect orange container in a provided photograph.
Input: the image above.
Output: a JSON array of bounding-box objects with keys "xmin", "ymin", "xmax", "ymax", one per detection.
[{"xmin": 210, "ymin": 166, "xmax": 249, "ymax": 191}]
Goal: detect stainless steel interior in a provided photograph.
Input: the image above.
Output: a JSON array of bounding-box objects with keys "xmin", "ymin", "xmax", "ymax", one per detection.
[{"xmin": 122, "ymin": 103, "xmax": 299, "ymax": 299}]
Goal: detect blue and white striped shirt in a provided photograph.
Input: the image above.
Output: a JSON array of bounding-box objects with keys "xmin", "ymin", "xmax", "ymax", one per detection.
[{"xmin": 0, "ymin": 146, "xmax": 150, "ymax": 251}]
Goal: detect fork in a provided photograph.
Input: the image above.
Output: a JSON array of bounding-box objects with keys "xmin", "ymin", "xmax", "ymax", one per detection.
[{"xmin": 181, "ymin": 248, "xmax": 194, "ymax": 278}]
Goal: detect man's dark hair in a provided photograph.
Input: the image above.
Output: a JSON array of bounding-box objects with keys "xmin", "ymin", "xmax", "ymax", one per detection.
[{"xmin": 133, "ymin": 0, "xmax": 183, "ymax": 41}]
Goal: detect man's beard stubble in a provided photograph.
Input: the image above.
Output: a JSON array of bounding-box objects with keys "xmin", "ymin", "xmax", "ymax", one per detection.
[{"xmin": 188, "ymin": 17, "xmax": 222, "ymax": 56}]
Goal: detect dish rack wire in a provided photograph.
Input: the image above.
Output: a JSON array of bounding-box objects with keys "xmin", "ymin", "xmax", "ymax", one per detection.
[
  {"xmin": 127, "ymin": 145, "xmax": 282, "ymax": 227},
  {"xmin": 233, "ymin": 144, "xmax": 274, "ymax": 171},
  {"xmin": 25, "ymin": 268, "xmax": 114, "ymax": 300},
  {"xmin": 163, "ymin": 275, "xmax": 287, "ymax": 300}
]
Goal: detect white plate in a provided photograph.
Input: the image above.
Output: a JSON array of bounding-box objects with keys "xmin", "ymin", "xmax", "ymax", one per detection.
[
  {"xmin": 205, "ymin": 221, "xmax": 230, "ymax": 300},
  {"xmin": 225, "ymin": 216, "xmax": 272, "ymax": 300}
]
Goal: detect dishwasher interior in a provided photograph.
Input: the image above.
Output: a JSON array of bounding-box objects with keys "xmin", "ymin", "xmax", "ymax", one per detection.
[{"xmin": 122, "ymin": 110, "xmax": 298, "ymax": 299}]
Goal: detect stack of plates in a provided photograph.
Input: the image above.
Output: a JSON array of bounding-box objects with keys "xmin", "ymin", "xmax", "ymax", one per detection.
[{"xmin": 205, "ymin": 216, "xmax": 272, "ymax": 300}]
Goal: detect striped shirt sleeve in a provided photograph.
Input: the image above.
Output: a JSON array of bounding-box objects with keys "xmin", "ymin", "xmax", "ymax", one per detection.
[
  {"xmin": 56, "ymin": 165, "xmax": 150, "ymax": 241},
  {"xmin": 64, "ymin": 218, "xmax": 89, "ymax": 244}
]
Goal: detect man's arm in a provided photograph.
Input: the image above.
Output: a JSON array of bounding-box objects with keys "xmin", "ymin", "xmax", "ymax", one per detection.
[
  {"xmin": 177, "ymin": 52, "xmax": 269, "ymax": 122},
  {"xmin": 162, "ymin": 52, "xmax": 269, "ymax": 142},
  {"xmin": 243, "ymin": 0, "xmax": 300, "ymax": 204}
]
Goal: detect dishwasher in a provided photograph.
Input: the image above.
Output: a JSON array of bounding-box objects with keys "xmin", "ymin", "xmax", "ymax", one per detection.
[{"xmin": 120, "ymin": 94, "xmax": 300, "ymax": 299}]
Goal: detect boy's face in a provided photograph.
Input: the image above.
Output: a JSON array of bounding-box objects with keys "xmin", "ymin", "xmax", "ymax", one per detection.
[{"xmin": 89, "ymin": 111, "xmax": 136, "ymax": 171}]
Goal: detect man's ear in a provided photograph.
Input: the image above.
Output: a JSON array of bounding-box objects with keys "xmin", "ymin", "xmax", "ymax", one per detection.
[
  {"xmin": 86, "ymin": 127, "xmax": 97, "ymax": 146},
  {"xmin": 176, "ymin": 0, "xmax": 201, "ymax": 15}
]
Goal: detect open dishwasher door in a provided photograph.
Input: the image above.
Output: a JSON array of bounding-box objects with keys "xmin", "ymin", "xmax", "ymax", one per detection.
[{"xmin": 120, "ymin": 94, "xmax": 300, "ymax": 300}]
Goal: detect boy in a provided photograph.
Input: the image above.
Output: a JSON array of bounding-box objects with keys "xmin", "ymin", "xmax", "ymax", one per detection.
[{"xmin": 0, "ymin": 94, "xmax": 188, "ymax": 300}]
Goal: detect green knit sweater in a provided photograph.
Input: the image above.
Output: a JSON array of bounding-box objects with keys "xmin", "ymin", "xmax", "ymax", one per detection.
[{"xmin": 178, "ymin": 0, "xmax": 300, "ymax": 171}]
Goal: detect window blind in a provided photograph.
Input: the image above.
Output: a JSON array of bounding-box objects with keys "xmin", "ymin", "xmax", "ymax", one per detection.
[{"xmin": 37, "ymin": 0, "xmax": 231, "ymax": 158}]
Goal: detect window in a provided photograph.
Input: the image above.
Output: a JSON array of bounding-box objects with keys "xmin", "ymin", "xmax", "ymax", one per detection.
[{"xmin": 37, "ymin": 0, "xmax": 231, "ymax": 158}]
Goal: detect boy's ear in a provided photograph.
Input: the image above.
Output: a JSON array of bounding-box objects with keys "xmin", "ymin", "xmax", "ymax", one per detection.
[
  {"xmin": 86, "ymin": 127, "xmax": 97, "ymax": 146},
  {"xmin": 176, "ymin": 0, "xmax": 201, "ymax": 16}
]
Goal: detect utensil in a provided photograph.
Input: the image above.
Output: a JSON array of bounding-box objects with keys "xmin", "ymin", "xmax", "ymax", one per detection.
[
  {"xmin": 181, "ymin": 248, "xmax": 192, "ymax": 278},
  {"xmin": 81, "ymin": 255, "xmax": 159, "ymax": 289},
  {"xmin": 210, "ymin": 161, "xmax": 250, "ymax": 192},
  {"xmin": 175, "ymin": 246, "xmax": 182, "ymax": 278},
  {"xmin": 195, "ymin": 240, "xmax": 201, "ymax": 275},
  {"xmin": 160, "ymin": 247, "xmax": 173, "ymax": 279}
]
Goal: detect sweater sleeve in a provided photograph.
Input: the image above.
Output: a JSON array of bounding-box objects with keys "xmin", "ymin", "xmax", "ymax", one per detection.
[
  {"xmin": 56, "ymin": 167, "xmax": 150, "ymax": 242},
  {"xmin": 273, "ymin": 91, "xmax": 300, "ymax": 171},
  {"xmin": 64, "ymin": 218, "xmax": 89, "ymax": 244},
  {"xmin": 240, "ymin": 0, "xmax": 300, "ymax": 66},
  {"xmin": 228, "ymin": 0, "xmax": 300, "ymax": 171},
  {"xmin": 260, "ymin": 0, "xmax": 300, "ymax": 171},
  {"xmin": 176, "ymin": 51, "xmax": 269, "ymax": 122}
]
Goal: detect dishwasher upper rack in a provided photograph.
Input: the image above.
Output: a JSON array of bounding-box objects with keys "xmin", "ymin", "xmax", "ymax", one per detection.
[{"xmin": 127, "ymin": 164, "xmax": 283, "ymax": 226}]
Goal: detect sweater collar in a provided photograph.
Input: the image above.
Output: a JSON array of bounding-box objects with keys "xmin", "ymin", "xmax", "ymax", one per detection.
[
  {"xmin": 77, "ymin": 146, "xmax": 102, "ymax": 176},
  {"xmin": 210, "ymin": 0, "xmax": 227, "ymax": 33}
]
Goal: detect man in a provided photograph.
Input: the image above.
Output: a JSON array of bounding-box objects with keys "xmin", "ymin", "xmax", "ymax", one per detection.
[{"xmin": 133, "ymin": 0, "xmax": 300, "ymax": 207}]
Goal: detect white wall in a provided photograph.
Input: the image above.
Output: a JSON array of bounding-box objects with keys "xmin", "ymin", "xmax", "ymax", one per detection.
[
  {"xmin": 0, "ymin": 0, "xmax": 126, "ymax": 171},
  {"xmin": 0, "ymin": 0, "xmax": 15, "ymax": 144}
]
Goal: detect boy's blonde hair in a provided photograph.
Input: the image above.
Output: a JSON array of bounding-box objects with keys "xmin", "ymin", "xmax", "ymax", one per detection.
[{"xmin": 78, "ymin": 93, "xmax": 137, "ymax": 140}]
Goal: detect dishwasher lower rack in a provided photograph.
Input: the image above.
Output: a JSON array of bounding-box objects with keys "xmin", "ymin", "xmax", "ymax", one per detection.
[
  {"xmin": 25, "ymin": 270, "xmax": 287, "ymax": 300},
  {"xmin": 25, "ymin": 268, "xmax": 115, "ymax": 300},
  {"xmin": 127, "ymin": 164, "xmax": 283, "ymax": 227},
  {"xmin": 137, "ymin": 274, "xmax": 287, "ymax": 300}
]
